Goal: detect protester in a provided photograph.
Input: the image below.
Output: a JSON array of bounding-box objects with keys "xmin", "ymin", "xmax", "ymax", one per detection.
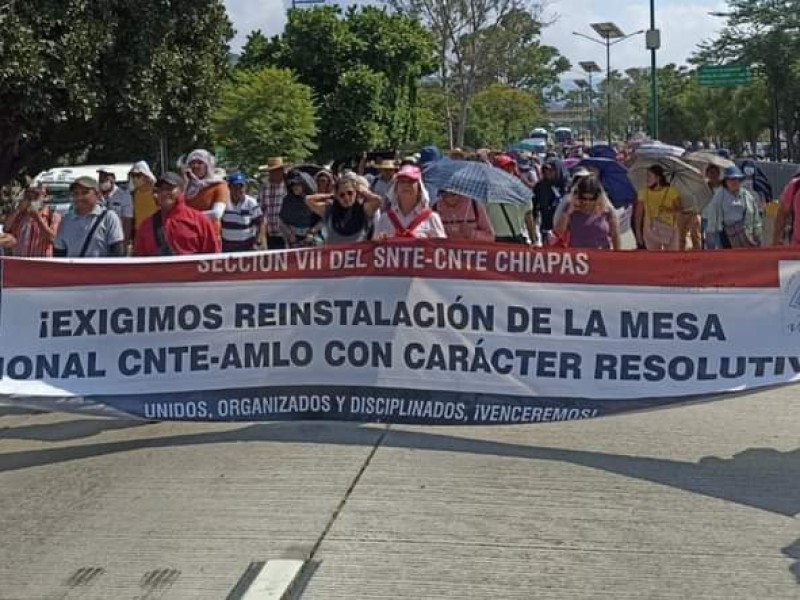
[
  {"xmin": 315, "ymin": 169, "xmax": 335, "ymax": 195},
  {"xmin": 553, "ymin": 175, "xmax": 620, "ymax": 250},
  {"xmin": 370, "ymin": 159, "xmax": 398, "ymax": 201},
  {"xmin": 449, "ymin": 148, "xmax": 467, "ymax": 160},
  {"xmin": 258, "ymin": 157, "xmax": 287, "ymax": 249},
  {"xmin": 701, "ymin": 164, "xmax": 723, "ymax": 249},
  {"xmin": 54, "ymin": 177, "xmax": 125, "ymax": 258},
  {"xmin": 374, "ymin": 165, "xmax": 446, "ymax": 239},
  {"xmin": 677, "ymin": 206, "xmax": 702, "ymax": 252},
  {"xmin": 134, "ymin": 172, "xmax": 221, "ymax": 256},
  {"xmin": 183, "ymin": 149, "xmax": 229, "ymax": 228},
  {"xmin": 98, "ymin": 167, "xmax": 134, "ymax": 243},
  {"xmin": 279, "ymin": 170, "xmax": 323, "ymax": 247},
  {"xmin": 706, "ymin": 166, "xmax": 762, "ymax": 248},
  {"xmin": 532, "ymin": 162, "xmax": 563, "ymax": 244},
  {"xmin": 490, "ymin": 153, "xmax": 538, "ymax": 244},
  {"xmin": 5, "ymin": 184, "xmax": 61, "ymax": 257},
  {"xmin": 222, "ymin": 172, "xmax": 264, "ymax": 253},
  {"xmin": 774, "ymin": 174, "xmax": 800, "ymax": 246},
  {"xmin": 634, "ymin": 165, "xmax": 681, "ymax": 251},
  {"xmin": 434, "ymin": 185, "xmax": 495, "ymax": 241},
  {"xmin": 306, "ymin": 173, "xmax": 382, "ymax": 244},
  {"xmin": 129, "ymin": 161, "xmax": 158, "ymax": 237},
  {"xmin": 419, "ymin": 145, "xmax": 442, "ymax": 168}
]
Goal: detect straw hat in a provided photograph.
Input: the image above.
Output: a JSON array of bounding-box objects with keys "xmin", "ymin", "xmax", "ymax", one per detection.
[
  {"xmin": 259, "ymin": 157, "xmax": 285, "ymax": 171},
  {"xmin": 375, "ymin": 159, "xmax": 398, "ymax": 171}
]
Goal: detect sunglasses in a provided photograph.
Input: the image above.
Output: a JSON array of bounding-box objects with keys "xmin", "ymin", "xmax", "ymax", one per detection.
[
  {"xmin": 338, "ymin": 190, "xmax": 356, "ymax": 198},
  {"xmin": 578, "ymin": 195, "xmax": 599, "ymax": 202}
]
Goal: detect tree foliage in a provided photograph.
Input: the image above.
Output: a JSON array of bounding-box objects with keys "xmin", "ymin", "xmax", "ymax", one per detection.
[
  {"xmin": 385, "ymin": 0, "xmax": 569, "ymax": 147},
  {"xmin": 0, "ymin": 0, "xmax": 233, "ymax": 186},
  {"xmin": 213, "ymin": 68, "xmax": 317, "ymax": 171},
  {"xmin": 238, "ymin": 6, "xmax": 436, "ymax": 160}
]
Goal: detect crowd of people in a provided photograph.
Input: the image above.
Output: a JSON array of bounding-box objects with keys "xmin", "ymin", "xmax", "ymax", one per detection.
[{"xmin": 0, "ymin": 143, "xmax": 797, "ymax": 259}]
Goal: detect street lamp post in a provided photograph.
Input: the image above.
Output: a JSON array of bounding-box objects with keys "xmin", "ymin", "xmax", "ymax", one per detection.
[
  {"xmin": 579, "ymin": 61, "xmax": 601, "ymax": 147},
  {"xmin": 574, "ymin": 79, "xmax": 588, "ymax": 144},
  {"xmin": 646, "ymin": 1, "xmax": 661, "ymax": 139},
  {"xmin": 574, "ymin": 24, "xmax": 644, "ymax": 146}
]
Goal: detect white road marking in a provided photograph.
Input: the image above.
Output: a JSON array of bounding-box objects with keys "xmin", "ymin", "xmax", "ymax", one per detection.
[{"xmin": 240, "ymin": 559, "xmax": 305, "ymax": 600}]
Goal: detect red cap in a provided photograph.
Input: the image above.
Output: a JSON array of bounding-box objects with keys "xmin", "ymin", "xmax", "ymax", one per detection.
[
  {"xmin": 396, "ymin": 165, "xmax": 422, "ymax": 182},
  {"xmin": 494, "ymin": 154, "xmax": 516, "ymax": 169}
]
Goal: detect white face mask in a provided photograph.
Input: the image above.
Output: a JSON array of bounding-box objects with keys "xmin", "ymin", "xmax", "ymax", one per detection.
[
  {"xmin": 99, "ymin": 181, "xmax": 113, "ymax": 192},
  {"xmin": 743, "ymin": 167, "xmax": 755, "ymax": 177}
]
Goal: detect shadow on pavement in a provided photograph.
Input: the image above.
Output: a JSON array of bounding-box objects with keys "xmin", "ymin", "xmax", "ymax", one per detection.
[
  {"xmin": 782, "ymin": 539, "xmax": 800, "ymax": 584},
  {"xmin": 0, "ymin": 422, "xmax": 797, "ymax": 519},
  {"xmin": 0, "ymin": 405, "xmax": 46, "ymax": 418},
  {"xmin": 0, "ymin": 418, "xmax": 151, "ymax": 442}
]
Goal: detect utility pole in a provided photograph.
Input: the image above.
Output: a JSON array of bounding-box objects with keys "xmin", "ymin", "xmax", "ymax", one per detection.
[{"xmin": 646, "ymin": 0, "xmax": 661, "ymax": 139}]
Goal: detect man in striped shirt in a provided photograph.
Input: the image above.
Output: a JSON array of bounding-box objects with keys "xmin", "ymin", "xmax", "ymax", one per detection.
[
  {"xmin": 5, "ymin": 184, "xmax": 61, "ymax": 257},
  {"xmin": 222, "ymin": 173, "xmax": 264, "ymax": 253},
  {"xmin": 257, "ymin": 157, "xmax": 287, "ymax": 249}
]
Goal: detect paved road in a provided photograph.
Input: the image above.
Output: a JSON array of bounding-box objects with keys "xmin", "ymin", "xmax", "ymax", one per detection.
[{"xmin": 0, "ymin": 387, "xmax": 797, "ymax": 599}]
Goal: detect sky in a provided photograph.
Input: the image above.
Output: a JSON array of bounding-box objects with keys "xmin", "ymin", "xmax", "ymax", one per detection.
[{"xmin": 224, "ymin": 0, "xmax": 729, "ymax": 78}]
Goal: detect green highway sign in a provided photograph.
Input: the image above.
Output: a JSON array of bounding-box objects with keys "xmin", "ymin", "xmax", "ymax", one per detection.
[{"xmin": 698, "ymin": 65, "xmax": 753, "ymax": 87}]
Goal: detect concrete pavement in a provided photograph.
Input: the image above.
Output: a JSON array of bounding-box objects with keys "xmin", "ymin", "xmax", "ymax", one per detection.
[{"xmin": 0, "ymin": 386, "xmax": 797, "ymax": 599}]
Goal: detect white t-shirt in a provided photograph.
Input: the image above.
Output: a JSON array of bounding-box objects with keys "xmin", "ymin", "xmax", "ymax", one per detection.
[{"xmin": 373, "ymin": 203, "xmax": 447, "ymax": 239}]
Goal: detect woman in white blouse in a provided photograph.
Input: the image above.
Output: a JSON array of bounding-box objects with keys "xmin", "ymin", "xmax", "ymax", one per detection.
[{"xmin": 373, "ymin": 165, "xmax": 447, "ymax": 239}]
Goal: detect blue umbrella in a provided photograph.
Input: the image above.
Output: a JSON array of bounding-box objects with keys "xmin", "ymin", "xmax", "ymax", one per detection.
[
  {"xmin": 578, "ymin": 158, "xmax": 637, "ymax": 208},
  {"xmin": 587, "ymin": 144, "xmax": 617, "ymax": 160},
  {"xmin": 423, "ymin": 159, "xmax": 532, "ymax": 206}
]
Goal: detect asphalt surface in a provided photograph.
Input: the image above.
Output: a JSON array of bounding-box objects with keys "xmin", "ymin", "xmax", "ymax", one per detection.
[{"xmin": 0, "ymin": 386, "xmax": 797, "ymax": 599}]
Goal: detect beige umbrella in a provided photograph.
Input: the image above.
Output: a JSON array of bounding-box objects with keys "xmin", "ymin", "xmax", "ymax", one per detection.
[
  {"xmin": 683, "ymin": 151, "xmax": 735, "ymax": 172},
  {"xmin": 628, "ymin": 155, "xmax": 713, "ymax": 214}
]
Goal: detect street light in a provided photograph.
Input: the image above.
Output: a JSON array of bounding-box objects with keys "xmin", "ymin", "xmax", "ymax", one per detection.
[
  {"xmin": 574, "ymin": 79, "xmax": 589, "ymax": 144},
  {"xmin": 646, "ymin": 2, "xmax": 661, "ymax": 139},
  {"xmin": 573, "ymin": 23, "xmax": 644, "ymax": 145},
  {"xmin": 579, "ymin": 61, "xmax": 601, "ymax": 147}
]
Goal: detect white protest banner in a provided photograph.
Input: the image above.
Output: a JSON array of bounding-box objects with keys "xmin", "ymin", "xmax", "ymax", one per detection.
[{"xmin": 0, "ymin": 241, "xmax": 798, "ymax": 425}]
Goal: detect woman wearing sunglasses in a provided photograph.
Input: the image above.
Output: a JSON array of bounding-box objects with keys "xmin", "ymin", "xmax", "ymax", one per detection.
[
  {"xmin": 553, "ymin": 174, "xmax": 621, "ymax": 250},
  {"xmin": 305, "ymin": 172, "xmax": 382, "ymax": 244}
]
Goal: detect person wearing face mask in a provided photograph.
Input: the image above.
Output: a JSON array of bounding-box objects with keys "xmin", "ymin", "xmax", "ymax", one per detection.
[
  {"xmin": 305, "ymin": 173, "xmax": 382, "ymax": 245},
  {"xmin": 97, "ymin": 167, "xmax": 134, "ymax": 245},
  {"xmin": 5, "ymin": 183, "xmax": 61, "ymax": 257},
  {"xmin": 706, "ymin": 166, "xmax": 762, "ymax": 249},
  {"xmin": 129, "ymin": 161, "xmax": 158, "ymax": 237}
]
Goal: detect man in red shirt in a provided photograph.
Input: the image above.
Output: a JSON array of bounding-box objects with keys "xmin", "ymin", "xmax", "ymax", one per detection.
[{"xmin": 134, "ymin": 172, "xmax": 221, "ymax": 256}]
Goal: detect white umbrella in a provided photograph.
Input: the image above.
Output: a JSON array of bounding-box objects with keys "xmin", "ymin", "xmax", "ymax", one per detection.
[
  {"xmin": 628, "ymin": 155, "xmax": 713, "ymax": 214},
  {"xmin": 683, "ymin": 151, "xmax": 735, "ymax": 171}
]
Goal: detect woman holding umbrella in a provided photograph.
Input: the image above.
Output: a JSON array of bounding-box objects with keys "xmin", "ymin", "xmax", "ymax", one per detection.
[
  {"xmin": 435, "ymin": 181, "xmax": 496, "ymax": 241},
  {"xmin": 553, "ymin": 175, "xmax": 621, "ymax": 250},
  {"xmin": 706, "ymin": 166, "xmax": 762, "ymax": 249},
  {"xmin": 634, "ymin": 165, "xmax": 681, "ymax": 251},
  {"xmin": 373, "ymin": 165, "xmax": 446, "ymax": 239}
]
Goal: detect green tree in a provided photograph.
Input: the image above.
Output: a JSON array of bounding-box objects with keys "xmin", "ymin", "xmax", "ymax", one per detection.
[
  {"xmin": 237, "ymin": 6, "xmax": 435, "ymax": 159},
  {"xmin": 466, "ymin": 84, "xmax": 541, "ymax": 148},
  {"xmin": 0, "ymin": 0, "xmax": 234, "ymax": 187},
  {"xmin": 213, "ymin": 68, "xmax": 317, "ymax": 172}
]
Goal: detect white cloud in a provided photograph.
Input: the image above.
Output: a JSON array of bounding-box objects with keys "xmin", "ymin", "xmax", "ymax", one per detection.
[
  {"xmin": 225, "ymin": 0, "xmax": 289, "ymax": 49},
  {"xmin": 224, "ymin": 0, "xmax": 729, "ymax": 74},
  {"xmin": 541, "ymin": 0, "xmax": 729, "ymax": 80}
]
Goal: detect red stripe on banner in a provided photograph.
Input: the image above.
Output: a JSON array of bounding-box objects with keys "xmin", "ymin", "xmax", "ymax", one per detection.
[{"xmin": 2, "ymin": 240, "xmax": 800, "ymax": 289}]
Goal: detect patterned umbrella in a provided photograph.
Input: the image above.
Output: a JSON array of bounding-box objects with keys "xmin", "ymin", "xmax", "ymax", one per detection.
[
  {"xmin": 434, "ymin": 161, "xmax": 533, "ymax": 206},
  {"xmin": 628, "ymin": 155, "xmax": 712, "ymax": 213}
]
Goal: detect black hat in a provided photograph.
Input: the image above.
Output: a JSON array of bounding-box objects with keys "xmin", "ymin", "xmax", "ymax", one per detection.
[{"xmin": 155, "ymin": 172, "xmax": 183, "ymax": 188}]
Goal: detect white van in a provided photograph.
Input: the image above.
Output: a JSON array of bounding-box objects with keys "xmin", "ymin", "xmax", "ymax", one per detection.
[{"xmin": 33, "ymin": 163, "xmax": 134, "ymax": 214}]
